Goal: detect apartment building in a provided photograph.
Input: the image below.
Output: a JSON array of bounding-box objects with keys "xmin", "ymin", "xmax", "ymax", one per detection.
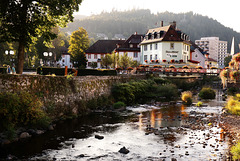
[{"xmin": 195, "ymin": 37, "xmax": 228, "ymax": 68}]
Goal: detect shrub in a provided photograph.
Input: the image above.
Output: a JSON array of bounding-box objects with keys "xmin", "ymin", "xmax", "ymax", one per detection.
[
  {"xmin": 196, "ymin": 101, "xmax": 203, "ymax": 107},
  {"xmin": 155, "ymin": 83, "xmax": 178, "ymax": 101},
  {"xmin": 113, "ymin": 101, "xmax": 126, "ymax": 109},
  {"xmin": 228, "ymin": 87, "xmax": 238, "ymax": 95},
  {"xmin": 198, "ymin": 87, "xmax": 216, "ymax": 99},
  {"xmin": 0, "ymin": 91, "xmax": 50, "ymax": 131},
  {"xmin": 181, "ymin": 91, "xmax": 193, "ymax": 105},
  {"xmin": 225, "ymin": 96, "xmax": 240, "ymax": 115},
  {"xmin": 231, "ymin": 142, "xmax": 240, "ymax": 160}
]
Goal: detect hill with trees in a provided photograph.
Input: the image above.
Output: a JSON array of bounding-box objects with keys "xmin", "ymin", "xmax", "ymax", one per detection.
[{"xmin": 62, "ymin": 9, "xmax": 240, "ymax": 53}]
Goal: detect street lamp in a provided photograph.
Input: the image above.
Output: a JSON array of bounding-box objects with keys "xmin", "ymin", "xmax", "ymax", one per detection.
[
  {"xmin": 5, "ymin": 50, "xmax": 15, "ymax": 65},
  {"xmin": 43, "ymin": 52, "xmax": 53, "ymax": 66}
]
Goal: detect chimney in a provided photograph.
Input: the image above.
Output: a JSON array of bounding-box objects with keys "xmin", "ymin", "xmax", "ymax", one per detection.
[
  {"xmin": 170, "ymin": 21, "xmax": 176, "ymax": 29},
  {"xmin": 134, "ymin": 32, "xmax": 137, "ymax": 35},
  {"xmin": 161, "ymin": 21, "xmax": 163, "ymax": 27}
]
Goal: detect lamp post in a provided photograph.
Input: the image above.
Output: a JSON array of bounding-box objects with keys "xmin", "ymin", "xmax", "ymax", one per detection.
[
  {"xmin": 5, "ymin": 50, "xmax": 15, "ymax": 66},
  {"xmin": 43, "ymin": 52, "xmax": 53, "ymax": 66}
]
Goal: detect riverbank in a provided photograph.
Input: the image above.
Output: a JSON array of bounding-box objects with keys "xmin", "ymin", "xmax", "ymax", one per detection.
[{"xmin": 221, "ymin": 113, "xmax": 240, "ymax": 142}]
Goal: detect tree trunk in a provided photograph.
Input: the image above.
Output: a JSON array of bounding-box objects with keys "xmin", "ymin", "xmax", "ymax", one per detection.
[{"xmin": 17, "ymin": 41, "xmax": 25, "ymax": 74}]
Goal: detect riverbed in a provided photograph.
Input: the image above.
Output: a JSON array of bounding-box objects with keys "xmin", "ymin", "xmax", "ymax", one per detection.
[{"xmin": 0, "ymin": 92, "xmax": 231, "ymax": 160}]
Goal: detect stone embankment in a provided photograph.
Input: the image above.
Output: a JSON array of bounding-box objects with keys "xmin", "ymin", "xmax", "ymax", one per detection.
[{"xmin": 0, "ymin": 74, "xmax": 145, "ymax": 118}]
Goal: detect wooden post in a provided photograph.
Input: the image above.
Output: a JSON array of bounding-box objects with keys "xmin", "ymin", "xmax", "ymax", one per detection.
[{"xmin": 65, "ymin": 66, "xmax": 68, "ymax": 76}]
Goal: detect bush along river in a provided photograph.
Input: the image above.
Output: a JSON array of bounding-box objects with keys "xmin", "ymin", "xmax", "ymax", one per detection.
[{"xmin": 0, "ymin": 90, "xmax": 231, "ymax": 160}]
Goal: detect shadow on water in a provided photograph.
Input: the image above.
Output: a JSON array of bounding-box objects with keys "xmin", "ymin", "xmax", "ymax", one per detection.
[{"xmin": 0, "ymin": 112, "xmax": 127, "ymax": 159}]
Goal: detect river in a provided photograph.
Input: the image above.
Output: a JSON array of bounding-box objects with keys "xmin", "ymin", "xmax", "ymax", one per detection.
[{"xmin": 0, "ymin": 91, "xmax": 230, "ymax": 160}]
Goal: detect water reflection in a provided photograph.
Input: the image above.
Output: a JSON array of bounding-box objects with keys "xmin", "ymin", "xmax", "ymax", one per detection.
[{"xmin": 0, "ymin": 100, "xmax": 230, "ymax": 160}]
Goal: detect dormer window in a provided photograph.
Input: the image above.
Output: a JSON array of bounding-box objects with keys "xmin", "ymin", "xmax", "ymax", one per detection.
[
  {"xmin": 130, "ymin": 44, "xmax": 133, "ymax": 48},
  {"xmin": 160, "ymin": 31, "xmax": 164, "ymax": 37},
  {"xmin": 154, "ymin": 32, "xmax": 157, "ymax": 39}
]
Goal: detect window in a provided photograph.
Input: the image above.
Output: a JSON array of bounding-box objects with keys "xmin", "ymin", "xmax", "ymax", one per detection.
[
  {"xmin": 130, "ymin": 44, "xmax": 133, "ymax": 48},
  {"xmin": 195, "ymin": 54, "xmax": 198, "ymax": 57},
  {"xmin": 144, "ymin": 45, "xmax": 147, "ymax": 51},
  {"xmin": 134, "ymin": 52, "xmax": 138, "ymax": 58},
  {"xmin": 150, "ymin": 44, "xmax": 152, "ymax": 50},
  {"xmin": 155, "ymin": 54, "xmax": 157, "ymax": 60},
  {"xmin": 94, "ymin": 54, "xmax": 97, "ymax": 59},
  {"xmin": 170, "ymin": 43, "xmax": 174, "ymax": 49},
  {"xmin": 155, "ymin": 43, "xmax": 158, "ymax": 50},
  {"xmin": 150, "ymin": 55, "xmax": 152, "ymax": 60},
  {"xmin": 144, "ymin": 55, "xmax": 147, "ymax": 61},
  {"xmin": 88, "ymin": 62, "xmax": 91, "ymax": 66},
  {"xmin": 88, "ymin": 54, "xmax": 91, "ymax": 59}
]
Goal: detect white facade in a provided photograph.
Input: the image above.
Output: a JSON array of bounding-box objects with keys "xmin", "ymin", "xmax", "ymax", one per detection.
[
  {"xmin": 86, "ymin": 53, "xmax": 102, "ymax": 69},
  {"xmin": 141, "ymin": 41, "xmax": 190, "ymax": 64},
  {"xmin": 191, "ymin": 48, "xmax": 206, "ymax": 67},
  {"xmin": 195, "ymin": 37, "xmax": 228, "ymax": 68},
  {"xmin": 57, "ymin": 54, "xmax": 73, "ymax": 68},
  {"xmin": 118, "ymin": 51, "xmax": 141, "ymax": 62}
]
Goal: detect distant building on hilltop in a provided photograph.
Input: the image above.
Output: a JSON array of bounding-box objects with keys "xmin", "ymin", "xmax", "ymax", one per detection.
[
  {"xmin": 195, "ymin": 37, "xmax": 228, "ymax": 68},
  {"xmin": 139, "ymin": 21, "xmax": 191, "ymax": 66}
]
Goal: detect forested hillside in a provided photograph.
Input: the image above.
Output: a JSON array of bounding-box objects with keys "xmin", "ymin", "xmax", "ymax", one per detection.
[{"xmin": 62, "ymin": 9, "xmax": 240, "ymax": 52}]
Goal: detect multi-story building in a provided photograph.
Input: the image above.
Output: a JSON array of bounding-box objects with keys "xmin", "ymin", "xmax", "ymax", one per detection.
[
  {"xmin": 85, "ymin": 40, "xmax": 125, "ymax": 68},
  {"xmin": 195, "ymin": 37, "xmax": 228, "ymax": 68},
  {"xmin": 115, "ymin": 33, "xmax": 143, "ymax": 63},
  {"xmin": 86, "ymin": 33, "xmax": 143, "ymax": 69},
  {"xmin": 139, "ymin": 21, "xmax": 191, "ymax": 65}
]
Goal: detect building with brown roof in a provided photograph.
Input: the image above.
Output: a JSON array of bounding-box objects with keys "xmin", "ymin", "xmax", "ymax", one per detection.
[
  {"xmin": 85, "ymin": 40, "xmax": 124, "ymax": 68},
  {"xmin": 140, "ymin": 21, "xmax": 191, "ymax": 65},
  {"xmin": 115, "ymin": 33, "xmax": 143, "ymax": 63}
]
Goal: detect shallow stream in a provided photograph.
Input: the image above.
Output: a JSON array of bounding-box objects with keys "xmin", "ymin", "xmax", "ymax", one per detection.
[{"xmin": 0, "ymin": 91, "xmax": 230, "ymax": 160}]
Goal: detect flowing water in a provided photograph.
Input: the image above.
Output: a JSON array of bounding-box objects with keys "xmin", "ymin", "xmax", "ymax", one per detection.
[{"xmin": 0, "ymin": 91, "xmax": 231, "ymax": 160}]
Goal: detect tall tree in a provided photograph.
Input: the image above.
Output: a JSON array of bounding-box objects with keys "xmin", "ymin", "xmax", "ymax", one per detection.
[
  {"xmin": 68, "ymin": 27, "xmax": 89, "ymax": 68},
  {"xmin": 0, "ymin": 0, "xmax": 82, "ymax": 74}
]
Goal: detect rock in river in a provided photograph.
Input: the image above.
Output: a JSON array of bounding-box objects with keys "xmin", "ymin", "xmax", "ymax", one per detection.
[
  {"xmin": 118, "ymin": 146, "xmax": 130, "ymax": 154},
  {"xmin": 95, "ymin": 134, "xmax": 104, "ymax": 140}
]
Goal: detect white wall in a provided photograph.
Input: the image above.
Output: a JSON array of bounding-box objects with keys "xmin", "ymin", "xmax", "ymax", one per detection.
[{"xmin": 191, "ymin": 49, "xmax": 206, "ymax": 67}]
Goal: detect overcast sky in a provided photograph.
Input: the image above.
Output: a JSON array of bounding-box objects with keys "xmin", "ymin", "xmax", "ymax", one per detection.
[{"xmin": 75, "ymin": 0, "xmax": 240, "ymax": 33}]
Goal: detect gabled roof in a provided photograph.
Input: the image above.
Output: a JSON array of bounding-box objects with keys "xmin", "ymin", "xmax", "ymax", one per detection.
[
  {"xmin": 190, "ymin": 41, "xmax": 205, "ymax": 54},
  {"xmin": 86, "ymin": 40, "xmax": 125, "ymax": 54},
  {"xmin": 140, "ymin": 25, "xmax": 191, "ymax": 45},
  {"xmin": 116, "ymin": 34, "xmax": 143, "ymax": 52},
  {"xmin": 207, "ymin": 58, "xmax": 217, "ymax": 62}
]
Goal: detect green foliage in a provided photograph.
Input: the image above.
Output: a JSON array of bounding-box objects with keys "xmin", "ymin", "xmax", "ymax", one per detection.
[
  {"xmin": 111, "ymin": 79, "xmax": 178, "ymax": 105},
  {"xmin": 101, "ymin": 54, "xmax": 113, "ymax": 69},
  {"xmin": 0, "ymin": 0, "xmax": 83, "ymax": 73},
  {"xmin": 63, "ymin": 9, "xmax": 240, "ymax": 53},
  {"xmin": 155, "ymin": 84, "xmax": 178, "ymax": 101},
  {"xmin": 0, "ymin": 91, "xmax": 50, "ymax": 131},
  {"xmin": 86, "ymin": 98, "xmax": 98, "ymax": 110},
  {"xmin": 228, "ymin": 87, "xmax": 239, "ymax": 96},
  {"xmin": 119, "ymin": 52, "xmax": 132, "ymax": 69},
  {"xmin": 224, "ymin": 55, "xmax": 232, "ymax": 67},
  {"xmin": 198, "ymin": 87, "xmax": 216, "ymax": 99},
  {"xmin": 0, "ymin": 67, "xmax": 7, "ymax": 74},
  {"xmin": 231, "ymin": 142, "xmax": 240, "ymax": 160},
  {"xmin": 113, "ymin": 101, "xmax": 126, "ymax": 109},
  {"xmin": 90, "ymin": 62, "xmax": 98, "ymax": 69},
  {"xmin": 69, "ymin": 27, "xmax": 89, "ymax": 68},
  {"xmin": 153, "ymin": 77, "xmax": 171, "ymax": 85}
]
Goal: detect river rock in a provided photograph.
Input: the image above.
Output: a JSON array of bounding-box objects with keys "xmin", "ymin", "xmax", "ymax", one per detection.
[
  {"xmin": 48, "ymin": 125, "xmax": 54, "ymax": 131},
  {"xmin": 20, "ymin": 132, "xmax": 31, "ymax": 139},
  {"xmin": 95, "ymin": 134, "xmax": 104, "ymax": 140},
  {"xmin": 118, "ymin": 146, "xmax": 130, "ymax": 154}
]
